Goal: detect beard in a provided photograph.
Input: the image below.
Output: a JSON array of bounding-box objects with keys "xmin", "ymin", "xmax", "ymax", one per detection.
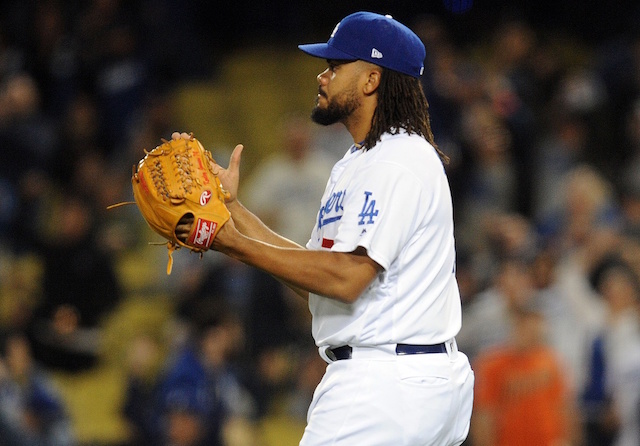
[{"xmin": 311, "ymin": 87, "xmax": 360, "ymax": 126}]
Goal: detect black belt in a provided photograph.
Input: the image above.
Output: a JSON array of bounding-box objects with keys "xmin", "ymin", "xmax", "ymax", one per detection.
[{"xmin": 326, "ymin": 343, "xmax": 447, "ymax": 361}]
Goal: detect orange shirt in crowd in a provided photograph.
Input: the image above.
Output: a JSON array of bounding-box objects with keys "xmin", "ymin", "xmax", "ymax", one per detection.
[{"xmin": 473, "ymin": 345, "xmax": 570, "ymax": 446}]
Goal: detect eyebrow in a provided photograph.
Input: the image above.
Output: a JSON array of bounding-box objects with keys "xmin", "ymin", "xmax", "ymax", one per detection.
[{"xmin": 327, "ymin": 59, "xmax": 357, "ymax": 66}]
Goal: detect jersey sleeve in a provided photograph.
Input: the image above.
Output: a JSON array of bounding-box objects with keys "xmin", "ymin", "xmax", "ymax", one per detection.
[{"xmin": 330, "ymin": 158, "xmax": 433, "ymax": 270}]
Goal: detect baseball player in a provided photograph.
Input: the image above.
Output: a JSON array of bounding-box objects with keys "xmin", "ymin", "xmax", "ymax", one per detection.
[{"xmin": 176, "ymin": 11, "xmax": 474, "ymax": 445}]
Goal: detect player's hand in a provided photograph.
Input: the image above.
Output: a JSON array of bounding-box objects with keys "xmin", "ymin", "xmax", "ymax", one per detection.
[
  {"xmin": 171, "ymin": 131, "xmax": 192, "ymax": 141},
  {"xmin": 171, "ymin": 132, "xmax": 244, "ymax": 205},
  {"xmin": 175, "ymin": 214, "xmax": 194, "ymax": 244},
  {"xmin": 209, "ymin": 215, "xmax": 238, "ymax": 253},
  {"xmin": 175, "ymin": 213, "xmax": 238, "ymax": 251},
  {"xmin": 213, "ymin": 144, "xmax": 243, "ymax": 205}
]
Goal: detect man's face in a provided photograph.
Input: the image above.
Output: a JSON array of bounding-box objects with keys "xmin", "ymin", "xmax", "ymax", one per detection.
[{"xmin": 311, "ymin": 60, "xmax": 362, "ymax": 126}]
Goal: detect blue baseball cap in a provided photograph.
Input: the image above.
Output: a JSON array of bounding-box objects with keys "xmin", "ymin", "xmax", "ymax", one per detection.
[{"xmin": 298, "ymin": 12, "xmax": 426, "ymax": 78}]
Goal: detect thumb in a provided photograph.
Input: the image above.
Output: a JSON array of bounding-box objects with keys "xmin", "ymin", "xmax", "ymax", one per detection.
[{"xmin": 228, "ymin": 144, "xmax": 244, "ymax": 173}]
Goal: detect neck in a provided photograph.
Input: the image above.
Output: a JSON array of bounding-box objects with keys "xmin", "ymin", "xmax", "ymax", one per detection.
[
  {"xmin": 346, "ymin": 121, "xmax": 370, "ymax": 146},
  {"xmin": 345, "ymin": 95, "xmax": 377, "ymax": 146}
]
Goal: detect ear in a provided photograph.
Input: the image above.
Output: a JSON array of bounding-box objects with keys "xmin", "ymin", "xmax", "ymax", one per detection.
[{"xmin": 363, "ymin": 67, "xmax": 381, "ymax": 95}]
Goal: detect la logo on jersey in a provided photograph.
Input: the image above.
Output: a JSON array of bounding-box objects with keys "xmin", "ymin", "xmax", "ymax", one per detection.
[
  {"xmin": 358, "ymin": 191, "xmax": 379, "ymax": 225},
  {"xmin": 188, "ymin": 218, "xmax": 217, "ymax": 248},
  {"xmin": 318, "ymin": 190, "xmax": 380, "ymax": 230}
]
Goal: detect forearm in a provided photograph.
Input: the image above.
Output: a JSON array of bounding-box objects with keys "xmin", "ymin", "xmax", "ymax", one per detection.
[
  {"xmin": 226, "ymin": 200, "xmax": 313, "ymax": 298},
  {"xmin": 228, "ymin": 200, "xmax": 303, "ymax": 249},
  {"xmin": 214, "ymin": 229, "xmax": 379, "ymax": 304}
]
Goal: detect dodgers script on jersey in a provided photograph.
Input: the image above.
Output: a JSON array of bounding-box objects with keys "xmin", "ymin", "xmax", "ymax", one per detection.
[{"xmin": 306, "ymin": 131, "xmax": 462, "ymax": 348}]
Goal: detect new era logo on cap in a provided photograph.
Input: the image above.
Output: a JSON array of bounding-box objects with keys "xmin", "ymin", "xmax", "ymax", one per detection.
[{"xmin": 298, "ymin": 11, "xmax": 426, "ymax": 78}]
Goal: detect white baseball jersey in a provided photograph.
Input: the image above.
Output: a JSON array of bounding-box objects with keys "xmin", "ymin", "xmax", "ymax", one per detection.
[{"xmin": 306, "ymin": 130, "xmax": 462, "ymax": 348}]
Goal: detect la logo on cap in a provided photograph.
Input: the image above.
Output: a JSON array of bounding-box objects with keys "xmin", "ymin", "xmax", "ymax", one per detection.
[
  {"xmin": 298, "ymin": 12, "xmax": 426, "ymax": 78},
  {"xmin": 330, "ymin": 22, "xmax": 340, "ymax": 38}
]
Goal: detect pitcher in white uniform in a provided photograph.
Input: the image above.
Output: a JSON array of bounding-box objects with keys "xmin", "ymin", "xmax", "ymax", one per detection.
[{"xmin": 177, "ymin": 10, "xmax": 474, "ymax": 446}]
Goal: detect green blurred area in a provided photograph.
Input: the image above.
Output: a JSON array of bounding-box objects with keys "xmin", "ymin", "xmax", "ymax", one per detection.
[
  {"xmin": 1, "ymin": 47, "xmax": 323, "ymax": 446},
  {"xmin": 173, "ymin": 48, "xmax": 325, "ymax": 184}
]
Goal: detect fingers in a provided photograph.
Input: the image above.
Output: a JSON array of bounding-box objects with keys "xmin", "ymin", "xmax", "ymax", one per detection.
[
  {"xmin": 175, "ymin": 232, "xmax": 189, "ymax": 242},
  {"xmin": 169, "ymin": 134, "xmax": 243, "ymax": 177},
  {"xmin": 175, "ymin": 222, "xmax": 192, "ymax": 233},
  {"xmin": 175, "ymin": 214, "xmax": 195, "ymax": 242},
  {"xmin": 210, "ymin": 144, "xmax": 243, "ymax": 176},
  {"xmin": 171, "ymin": 131, "xmax": 192, "ymax": 141},
  {"xmin": 178, "ymin": 214, "xmax": 194, "ymax": 225}
]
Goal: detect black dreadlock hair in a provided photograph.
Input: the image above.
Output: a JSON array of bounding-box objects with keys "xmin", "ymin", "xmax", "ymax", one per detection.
[{"xmin": 364, "ymin": 68, "xmax": 449, "ymax": 165}]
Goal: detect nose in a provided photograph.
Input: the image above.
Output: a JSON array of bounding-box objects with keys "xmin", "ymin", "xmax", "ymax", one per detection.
[{"xmin": 317, "ymin": 68, "xmax": 330, "ymax": 84}]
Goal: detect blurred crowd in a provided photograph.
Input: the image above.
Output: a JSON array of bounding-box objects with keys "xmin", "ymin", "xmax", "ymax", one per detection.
[{"xmin": 1, "ymin": 1, "xmax": 640, "ymax": 445}]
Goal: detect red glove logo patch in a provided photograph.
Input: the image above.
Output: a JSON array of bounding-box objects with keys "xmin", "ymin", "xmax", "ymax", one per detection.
[{"xmin": 189, "ymin": 218, "xmax": 218, "ymax": 248}]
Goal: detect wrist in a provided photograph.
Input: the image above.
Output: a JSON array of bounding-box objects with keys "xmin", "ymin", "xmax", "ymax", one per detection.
[{"xmin": 226, "ymin": 199, "xmax": 242, "ymax": 211}]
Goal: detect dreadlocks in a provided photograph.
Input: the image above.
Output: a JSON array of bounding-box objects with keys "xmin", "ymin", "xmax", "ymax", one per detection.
[{"xmin": 365, "ymin": 69, "xmax": 449, "ymax": 165}]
